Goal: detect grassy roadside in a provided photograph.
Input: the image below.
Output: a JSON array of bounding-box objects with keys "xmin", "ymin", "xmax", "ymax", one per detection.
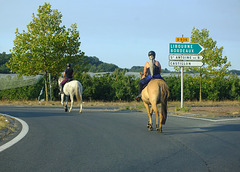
[
  {"xmin": 0, "ymin": 115, "xmax": 10, "ymax": 131},
  {"xmin": 0, "ymin": 114, "xmax": 17, "ymax": 141},
  {"xmin": 0, "ymin": 99, "xmax": 239, "ymax": 115}
]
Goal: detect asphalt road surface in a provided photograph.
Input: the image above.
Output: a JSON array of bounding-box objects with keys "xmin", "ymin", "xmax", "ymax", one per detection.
[{"xmin": 0, "ymin": 106, "xmax": 240, "ymax": 172}]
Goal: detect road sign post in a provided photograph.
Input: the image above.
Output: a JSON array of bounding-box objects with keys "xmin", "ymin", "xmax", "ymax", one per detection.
[
  {"xmin": 169, "ymin": 43, "xmax": 204, "ymax": 54},
  {"xmin": 169, "ymin": 61, "xmax": 203, "ymax": 67},
  {"xmin": 169, "ymin": 40, "xmax": 204, "ymax": 108},
  {"xmin": 175, "ymin": 37, "xmax": 189, "ymax": 42},
  {"xmin": 169, "ymin": 54, "xmax": 204, "ymax": 61}
]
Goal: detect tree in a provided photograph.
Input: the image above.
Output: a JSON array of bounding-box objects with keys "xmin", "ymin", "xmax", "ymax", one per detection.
[
  {"xmin": 6, "ymin": 3, "xmax": 84, "ymax": 101},
  {"xmin": 190, "ymin": 27, "xmax": 231, "ymax": 75},
  {"xmin": 188, "ymin": 27, "xmax": 231, "ymax": 101},
  {"xmin": 0, "ymin": 52, "xmax": 11, "ymax": 73}
]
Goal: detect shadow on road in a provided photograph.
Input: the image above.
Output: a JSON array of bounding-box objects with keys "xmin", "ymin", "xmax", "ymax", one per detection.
[{"xmin": 165, "ymin": 123, "xmax": 240, "ymax": 135}]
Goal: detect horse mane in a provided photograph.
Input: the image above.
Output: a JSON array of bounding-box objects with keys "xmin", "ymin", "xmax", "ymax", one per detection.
[{"xmin": 58, "ymin": 77, "xmax": 64, "ymax": 84}]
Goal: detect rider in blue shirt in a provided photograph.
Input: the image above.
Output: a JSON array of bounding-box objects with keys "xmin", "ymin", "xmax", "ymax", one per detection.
[{"xmin": 136, "ymin": 51, "xmax": 164, "ymax": 101}]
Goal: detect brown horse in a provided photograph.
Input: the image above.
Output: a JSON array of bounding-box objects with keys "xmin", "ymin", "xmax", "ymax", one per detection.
[{"xmin": 140, "ymin": 73, "xmax": 169, "ymax": 132}]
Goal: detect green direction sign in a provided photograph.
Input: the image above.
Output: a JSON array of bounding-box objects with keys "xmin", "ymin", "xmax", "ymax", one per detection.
[{"xmin": 169, "ymin": 43, "xmax": 204, "ymax": 54}]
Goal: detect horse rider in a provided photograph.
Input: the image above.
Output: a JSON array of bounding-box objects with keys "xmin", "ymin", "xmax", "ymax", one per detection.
[
  {"xmin": 60, "ymin": 63, "xmax": 74, "ymax": 94},
  {"xmin": 136, "ymin": 51, "xmax": 164, "ymax": 101}
]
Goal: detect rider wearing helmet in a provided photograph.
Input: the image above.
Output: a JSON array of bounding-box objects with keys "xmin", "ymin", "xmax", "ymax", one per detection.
[
  {"xmin": 136, "ymin": 51, "xmax": 164, "ymax": 101},
  {"xmin": 60, "ymin": 63, "xmax": 74, "ymax": 94}
]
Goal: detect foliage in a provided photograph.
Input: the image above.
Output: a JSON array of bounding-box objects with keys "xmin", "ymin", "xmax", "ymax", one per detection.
[
  {"xmin": 182, "ymin": 27, "xmax": 231, "ymax": 77},
  {"xmin": 174, "ymin": 27, "xmax": 232, "ymax": 101},
  {"xmin": 111, "ymin": 69, "xmax": 139, "ymax": 101},
  {"xmin": 228, "ymin": 70, "xmax": 240, "ymax": 75},
  {"xmin": 6, "ymin": 3, "xmax": 84, "ymax": 101},
  {"xmin": 0, "ymin": 78, "xmax": 44, "ymax": 100},
  {"xmin": 85, "ymin": 56, "xmax": 119, "ymax": 72},
  {"xmin": 0, "ymin": 70, "xmax": 239, "ymax": 101},
  {"xmin": 129, "ymin": 66, "xmax": 170, "ymax": 73},
  {"xmin": 0, "ymin": 52, "xmax": 11, "ymax": 73},
  {"xmin": 75, "ymin": 69, "xmax": 139, "ymax": 101},
  {"xmin": 129, "ymin": 66, "xmax": 143, "ymax": 72},
  {"xmin": 228, "ymin": 74, "xmax": 240, "ymax": 100},
  {"xmin": 175, "ymin": 106, "xmax": 191, "ymax": 112},
  {"xmin": 165, "ymin": 75, "xmax": 181, "ymax": 101}
]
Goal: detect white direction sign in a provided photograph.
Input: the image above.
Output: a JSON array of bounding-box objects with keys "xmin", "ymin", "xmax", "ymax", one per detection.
[
  {"xmin": 169, "ymin": 61, "xmax": 203, "ymax": 67},
  {"xmin": 169, "ymin": 54, "xmax": 204, "ymax": 61}
]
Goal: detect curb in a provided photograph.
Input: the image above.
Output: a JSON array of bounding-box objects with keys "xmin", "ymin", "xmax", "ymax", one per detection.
[
  {"xmin": 0, "ymin": 113, "xmax": 29, "ymax": 152},
  {"xmin": 169, "ymin": 112, "xmax": 240, "ymax": 122}
]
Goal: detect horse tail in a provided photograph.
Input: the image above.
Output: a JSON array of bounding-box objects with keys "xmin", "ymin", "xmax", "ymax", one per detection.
[
  {"xmin": 75, "ymin": 82, "xmax": 83, "ymax": 113},
  {"xmin": 160, "ymin": 81, "xmax": 170, "ymax": 124}
]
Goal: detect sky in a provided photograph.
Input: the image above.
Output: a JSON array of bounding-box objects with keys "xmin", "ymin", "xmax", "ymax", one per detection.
[{"xmin": 0, "ymin": 0, "xmax": 240, "ymax": 71}]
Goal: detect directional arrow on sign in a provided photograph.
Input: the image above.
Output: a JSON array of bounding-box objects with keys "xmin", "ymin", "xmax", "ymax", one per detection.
[
  {"xmin": 169, "ymin": 43, "xmax": 204, "ymax": 54},
  {"xmin": 169, "ymin": 61, "xmax": 204, "ymax": 67},
  {"xmin": 169, "ymin": 54, "xmax": 204, "ymax": 61}
]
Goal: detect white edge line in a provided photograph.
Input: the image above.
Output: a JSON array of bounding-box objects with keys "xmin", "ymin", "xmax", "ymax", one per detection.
[
  {"xmin": 0, "ymin": 113, "xmax": 29, "ymax": 152},
  {"xmin": 170, "ymin": 113, "xmax": 240, "ymax": 122}
]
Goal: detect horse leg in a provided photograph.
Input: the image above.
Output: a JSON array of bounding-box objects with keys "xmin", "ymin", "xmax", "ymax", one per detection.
[
  {"xmin": 61, "ymin": 94, "xmax": 68, "ymax": 112},
  {"xmin": 79, "ymin": 95, "xmax": 82, "ymax": 113},
  {"xmin": 61, "ymin": 94, "xmax": 64, "ymax": 106},
  {"xmin": 65, "ymin": 95, "xmax": 69, "ymax": 112},
  {"xmin": 158, "ymin": 112, "xmax": 164, "ymax": 133},
  {"xmin": 143, "ymin": 102, "xmax": 153, "ymax": 131},
  {"xmin": 69, "ymin": 94, "xmax": 74, "ymax": 112},
  {"xmin": 78, "ymin": 86, "xmax": 83, "ymax": 113},
  {"xmin": 152, "ymin": 103, "xmax": 162, "ymax": 133},
  {"xmin": 148, "ymin": 107, "xmax": 154, "ymax": 128}
]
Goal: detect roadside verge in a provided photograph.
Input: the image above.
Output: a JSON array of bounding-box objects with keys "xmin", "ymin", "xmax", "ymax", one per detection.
[{"xmin": 0, "ymin": 113, "xmax": 29, "ymax": 152}]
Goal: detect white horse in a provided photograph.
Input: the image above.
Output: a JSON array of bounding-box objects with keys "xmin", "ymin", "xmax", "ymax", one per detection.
[{"xmin": 58, "ymin": 77, "xmax": 83, "ymax": 113}]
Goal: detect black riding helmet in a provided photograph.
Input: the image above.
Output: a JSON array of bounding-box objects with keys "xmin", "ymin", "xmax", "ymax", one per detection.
[
  {"xmin": 67, "ymin": 63, "xmax": 71, "ymax": 67},
  {"xmin": 148, "ymin": 51, "xmax": 156, "ymax": 57}
]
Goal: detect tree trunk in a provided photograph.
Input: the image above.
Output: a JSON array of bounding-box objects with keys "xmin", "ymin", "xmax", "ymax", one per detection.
[{"xmin": 44, "ymin": 72, "xmax": 49, "ymax": 102}]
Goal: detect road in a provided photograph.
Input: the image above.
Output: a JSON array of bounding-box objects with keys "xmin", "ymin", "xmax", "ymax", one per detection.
[{"xmin": 0, "ymin": 106, "xmax": 240, "ymax": 172}]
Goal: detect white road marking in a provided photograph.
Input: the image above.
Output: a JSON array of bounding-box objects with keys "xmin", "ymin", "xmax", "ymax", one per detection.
[
  {"xmin": 0, "ymin": 113, "xmax": 29, "ymax": 152},
  {"xmin": 170, "ymin": 113, "xmax": 240, "ymax": 122}
]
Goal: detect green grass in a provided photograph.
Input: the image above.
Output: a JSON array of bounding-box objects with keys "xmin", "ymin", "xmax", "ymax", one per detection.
[
  {"xmin": 0, "ymin": 115, "xmax": 10, "ymax": 130},
  {"xmin": 175, "ymin": 106, "xmax": 191, "ymax": 112}
]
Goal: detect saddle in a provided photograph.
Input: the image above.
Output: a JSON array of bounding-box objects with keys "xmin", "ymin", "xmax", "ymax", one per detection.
[
  {"xmin": 63, "ymin": 78, "xmax": 73, "ymax": 88},
  {"xmin": 142, "ymin": 75, "xmax": 165, "ymax": 91},
  {"xmin": 61, "ymin": 78, "xmax": 73, "ymax": 94},
  {"xmin": 66, "ymin": 78, "xmax": 73, "ymax": 83}
]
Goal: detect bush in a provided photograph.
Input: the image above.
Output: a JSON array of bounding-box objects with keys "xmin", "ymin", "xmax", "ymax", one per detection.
[
  {"xmin": 0, "ymin": 78, "xmax": 44, "ymax": 100},
  {"xmin": 1, "ymin": 71, "xmax": 240, "ymax": 101}
]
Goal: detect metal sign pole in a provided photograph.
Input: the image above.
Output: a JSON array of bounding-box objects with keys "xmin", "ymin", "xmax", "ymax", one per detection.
[
  {"xmin": 181, "ymin": 35, "xmax": 184, "ymax": 108},
  {"xmin": 181, "ymin": 66, "xmax": 184, "ymax": 108}
]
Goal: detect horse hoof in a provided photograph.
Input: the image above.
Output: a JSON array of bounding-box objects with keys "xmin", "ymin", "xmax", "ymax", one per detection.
[
  {"xmin": 148, "ymin": 127, "xmax": 153, "ymax": 131},
  {"xmin": 147, "ymin": 123, "xmax": 153, "ymax": 128},
  {"xmin": 157, "ymin": 128, "xmax": 162, "ymax": 133}
]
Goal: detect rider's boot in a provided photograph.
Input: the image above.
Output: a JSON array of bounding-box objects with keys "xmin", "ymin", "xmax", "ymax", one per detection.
[{"xmin": 135, "ymin": 93, "xmax": 141, "ymax": 101}]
